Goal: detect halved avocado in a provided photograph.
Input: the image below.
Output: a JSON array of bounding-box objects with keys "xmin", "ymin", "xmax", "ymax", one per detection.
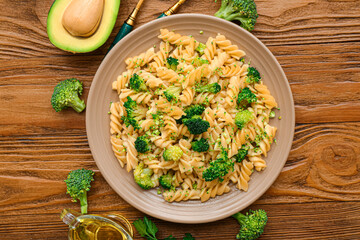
[{"xmin": 47, "ymin": 0, "xmax": 120, "ymax": 53}]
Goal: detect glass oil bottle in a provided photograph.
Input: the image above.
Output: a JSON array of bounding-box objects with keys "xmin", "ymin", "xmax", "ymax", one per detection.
[{"xmin": 61, "ymin": 209, "xmax": 133, "ymax": 240}]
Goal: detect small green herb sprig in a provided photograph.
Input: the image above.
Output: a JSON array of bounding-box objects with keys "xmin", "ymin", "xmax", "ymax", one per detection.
[{"xmin": 133, "ymin": 216, "xmax": 195, "ymax": 240}]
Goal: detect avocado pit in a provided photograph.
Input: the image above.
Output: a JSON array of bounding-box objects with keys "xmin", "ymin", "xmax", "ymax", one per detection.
[{"xmin": 62, "ymin": 0, "xmax": 104, "ymax": 37}]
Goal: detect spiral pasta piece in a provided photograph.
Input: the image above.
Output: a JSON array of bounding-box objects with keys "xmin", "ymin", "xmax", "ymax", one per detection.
[
  {"xmin": 215, "ymin": 34, "xmax": 246, "ymax": 60},
  {"xmin": 203, "ymin": 107, "xmax": 216, "ymax": 127},
  {"xmin": 137, "ymin": 70, "xmax": 165, "ymax": 88},
  {"xmin": 124, "ymin": 136, "xmax": 138, "ymax": 172},
  {"xmin": 210, "ymin": 52, "xmax": 229, "ymax": 73},
  {"xmin": 200, "ymin": 181, "xmax": 231, "ymax": 202},
  {"xmin": 220, "ymin": 62, "xmax": 248, "ymax": 78},
  {"xmin": 110, "ymin": 136, "xmax": 126, "ymax": 167},
  {"xmin": 112, "ymin": 69, "xmax": 136, "ymax": 94},
  {"xmin": 203, "ymin": 37, "xmax": 216, "ymax": 62},
  {"xmin": 151, "ymin": 135, "xmax": 175, "ymax": 149},
  {"xmin": 148, "ymin": 41, "xmax": 171, "ymax": 72},
  {"xmin": 163, "ymin": 189, "xmax": 201, "ymax": 202},
  {"xmin": 192, "ymin": 92, "xmax": 214, "ymax": 105},
  {"xmin": 237, "ymin": 160, "xmax": 254, "ymax": 191},
  {"xmin": 225, "ymin": 76, "xmax": 241, "ymax": 108},
  {"xmin": 154, "ymin": 97, "xmax": 184, "ymax": 119},
  {"xmin": 110, "ymin": 102, "xmax": 124, "ymax": 135},
  {"xmin": 182, "ymin": 64, "xmax": 211, "ymax": 88},
  {"xmin": 158, "ymin": 29, "xmax": 193, "ymax": 46},
  {"xmin": 139, "ymin": 119, "xmax": 155, "ymax": 133},
  {"xmin": 255, "ymin": 82, "xmax": 278, "ymax": 109},
  {"xmin": 178, "ymin": 139, "xmax": 193, "ymax": 173},
  {"xmin": 179, "ymin": 86, "xmax": 195, "ymax": 106},
  {"xmin": 125, "ymin": 47, "xmax": 156, "ymax": 69},
  {"xmin": 248, "ymin": 156, "xmax": 267, "ymax": 171},
  {"xmin": 163, "ymin": 116, "xmax": 178, "ymax": 139},
  {"xmin": 156, "ymin": 67, "xmax": 184, "ymax": 85},
  {"xmin": 119, "ymin": 89, "xmax": 153, "ymax": 105},
  {"xmin": 215, "ymin": 107, "xmax": 234, "ymax": 126}
]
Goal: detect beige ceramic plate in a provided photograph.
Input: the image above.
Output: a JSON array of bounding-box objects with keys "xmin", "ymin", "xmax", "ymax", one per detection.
[{"xmin": 87, "ymin": 14, "xmax": 295, "ymax": 224}]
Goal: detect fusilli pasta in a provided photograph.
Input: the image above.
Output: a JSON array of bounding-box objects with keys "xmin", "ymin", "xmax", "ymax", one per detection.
[{"xmin": 109, "ymin": 29, "xmax": 278, "ymax": 202}]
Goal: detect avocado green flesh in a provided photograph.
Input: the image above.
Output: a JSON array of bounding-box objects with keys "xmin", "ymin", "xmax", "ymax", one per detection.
[{"xmin": 47, "ymin": 0, "xmax": 120, "ymax": 53}]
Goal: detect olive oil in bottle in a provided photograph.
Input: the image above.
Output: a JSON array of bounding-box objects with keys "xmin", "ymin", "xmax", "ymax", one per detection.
[{"xmin": 61, "ymin": 209, "xmax": 133, "ymax": 240}]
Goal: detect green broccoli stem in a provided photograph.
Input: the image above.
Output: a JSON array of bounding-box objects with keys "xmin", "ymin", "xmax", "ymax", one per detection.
[
  {"xmin": 235, "ymin": 17, "xmax": 252, "ymax": 29},
  {"xmin": 145, "ymin": 235, "xmax": 157, "ymax": 240},
  {"xmin": 196, "ymin": 85, "xmax": 207, "ymax": 92},
  {"xmin": 232, "ymin": 212, "xmax": 246, "ymax": 225},
  {"xmin": 215, "ymin": 2, "xmax": 234, "ymax": 18},
  {"xmin": 69, "ymin": 94, "xmax": 86, "ymax": 113},
  {"xmin": 223, "ymin": 13, "xmax": 243, "ymax": 21},
  {"xmin": 79, "ymin": 191, "xmax": 88, "ymax": 214}
]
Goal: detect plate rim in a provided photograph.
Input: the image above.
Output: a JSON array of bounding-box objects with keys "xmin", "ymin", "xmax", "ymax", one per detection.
[{"xmin": 86, "ymin": 13, "xmax": 295, "ymax": 223}]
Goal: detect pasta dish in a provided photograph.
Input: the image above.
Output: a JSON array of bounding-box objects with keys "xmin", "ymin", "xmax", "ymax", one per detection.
[{"xmin": 109, "ymin": 29, "xmax": 277, "ymax": 202}]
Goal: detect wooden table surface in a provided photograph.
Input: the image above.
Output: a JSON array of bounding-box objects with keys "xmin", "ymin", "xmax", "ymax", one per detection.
[{"xmin": 1, "ymin": 0, "xmax": 360, "ymax": 239}]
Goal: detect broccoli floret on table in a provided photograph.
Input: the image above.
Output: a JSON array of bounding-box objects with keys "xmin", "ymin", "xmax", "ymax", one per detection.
[
  {"xmin": 163, "ymin": 146, "xmax": 183, "ymax": 162},
  {"xmin": 191, "ymin": 138, "xmax": 210, "ymax": 152},
  {"xmin": 183, "ymin": 233, "xmax": 195, "ymax": 240},
  {"xmin": 129, "ymin": 73, "xmax": 147, "ymax": 92},
  {"xmin": 237, "ymin": 87, "xmax": 257, "ymax": 109},
  {"xmin": 215, "ymin": 0, "xmax": 259, "ymax": 31},
  {"xmin": 232, "ymin": 209, "xmax": 268, "ymax": 240},
  {"xmin": 195, "ymin": 83, "xmax": 221, "ymax": 94},
  {"xmin": 64, "ymin": 169, "xmax": 94, "ymax": 214},
  {"xmin": 51, "ymin": 78, "xmax": 86, "ymax": 113},
  {"xmin": 166, "ymin": 57, "xmax": 179, "ymax": 71},
  {"xmin": 134, "ymin": 162, "xmax": 155, "ymax": 190},
  {"xmin": 121, "ymin": 96, "xmax": 147, "ymax": 130}
]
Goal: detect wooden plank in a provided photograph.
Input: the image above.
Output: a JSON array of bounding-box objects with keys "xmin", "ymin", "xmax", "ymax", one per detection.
[
  {"xmin": 0, "ymin": 56, "xmax": 101, "ymax": 85},
  {"xmin": 0, "ymin": 85, "xmax": 87, "ymax": 136},
  {"xmin": 0, "ymin": 0, "xmax": 360, "ymax": 59},
  {"xmin": 0, "ymin": 40, "xmax": 359, "ymax": 132},
  {"xmin": 292, "ymin": 82, "xmax": 360, "ymax": 123},
  {"xmin": 262, "ymin": 122, "xmax": 360, "ymax": 203},
  {"xmin": 1, "ymin": 42, "xmax": 359, "ymax": 86},
  {"xmin": 269, "ymin": 42, "xmax": 360, "ymax": 85},
  {"xmin": 1, "ymin": 80, "xmax": 360, "ymax": 136},
  {"xmin": 0, "ymin": 122, "xmax": 359, "ymax": 213},
  {"xmin": 1, "ymin": 0, "xmax": 359, "ymax": 239},
  {"xmin": 0, "ymin": 201, "xmax": 359, "ymax": 239}
]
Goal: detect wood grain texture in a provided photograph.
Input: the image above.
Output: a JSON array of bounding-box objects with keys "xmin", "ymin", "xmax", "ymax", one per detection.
[
  {"xmin": 0, "ymin": 0, "xmax": 360, "ymax": 239},
  {"xmin": 0, "ymin": 123, "xmax": 359, "ymax": 238},
  {"xmin": 1, "ymin": 42, "xmax": 360, "ymax": 135},
  {"xmin": 1, "ymin": 201, "xmax": 360, "ymax": 239},
  {"xmin": 1, "ymin": 0, "xmax": 360, "ymax": 59}
]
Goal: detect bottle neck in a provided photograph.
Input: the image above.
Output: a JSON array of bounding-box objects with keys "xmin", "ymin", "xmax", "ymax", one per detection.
[{"xmin": 60, "ymin": 209, "xmax": 81, "ymax": 229}]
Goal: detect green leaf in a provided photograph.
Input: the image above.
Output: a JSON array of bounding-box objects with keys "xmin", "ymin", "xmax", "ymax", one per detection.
[
  {"xmin": 163, "ymin": 235, "xmax": 176, "ymax": 240},
  {"xmin": 144, "ymin": 216, "xmax": 158, "ymax": 238},
  {"xmin": 183, "ymin": 233, "xmax": 195, "ymax": 240},
  {"xmin": 133, "ymin": 219, "xmax": 148, "ymax": 237}
]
